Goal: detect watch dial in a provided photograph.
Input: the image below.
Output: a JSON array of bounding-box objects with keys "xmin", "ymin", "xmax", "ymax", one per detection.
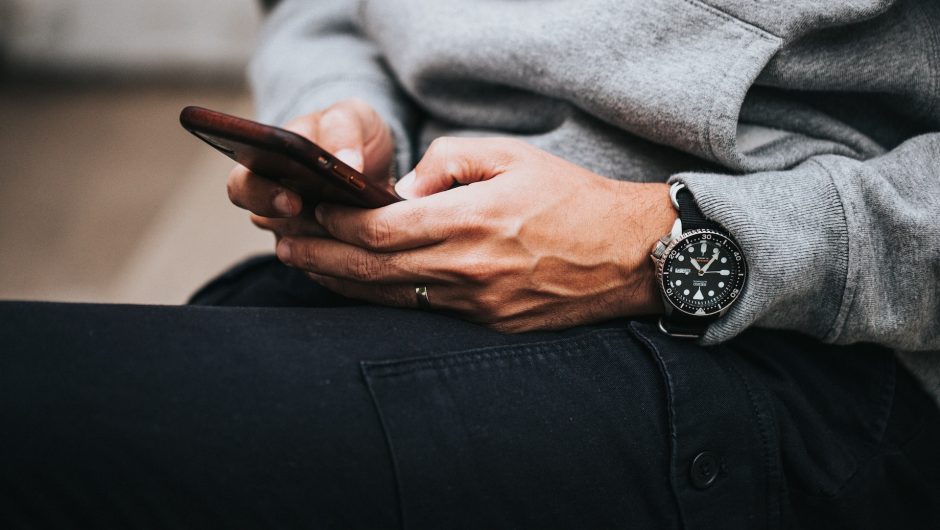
[{"xmin": 660, "ymin": 230, "xmax": 747, "ymax": 316}]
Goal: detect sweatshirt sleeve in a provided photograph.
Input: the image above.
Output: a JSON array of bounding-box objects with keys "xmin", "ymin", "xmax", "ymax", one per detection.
[
  {"xmin": 671, "ymin": 132, "xmax": 940, "ymax": 351},
  {"xmin": 249, "ymin": 0, "xmax": 417, "ymax": 173}
]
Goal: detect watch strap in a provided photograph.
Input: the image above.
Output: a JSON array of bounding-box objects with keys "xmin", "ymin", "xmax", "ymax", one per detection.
[
  {"xmin": 676, "ymin": 187, "xmax": 720, "ymax": 232},
  {"xmin": 658, "ymin": 313, "xmax": 717, "ymax": 339}
]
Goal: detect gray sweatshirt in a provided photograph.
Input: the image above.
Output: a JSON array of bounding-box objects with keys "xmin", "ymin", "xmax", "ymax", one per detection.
[{"xmin": 249, "ymin": 0, "xmax": 940, "ymax": 403}]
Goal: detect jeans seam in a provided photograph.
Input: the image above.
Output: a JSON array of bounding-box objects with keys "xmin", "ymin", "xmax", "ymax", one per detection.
[
  {"xmin": 361, "ymin": 328, "xmax": 623, "ymax": 379},
  {"xmin": 627, "ymin": 324, "xmax": 688, "ymax": 529},
  {"xmin": 360, "ymin": 361, "xmax": 407, "ymax": 530},
  {"xmin": 873, "ymin": 354, "xmax": 898, "ymax": 445},
  {"xmin": 724, "ymin": 356, "xmax": 783, "ymax": 529}
]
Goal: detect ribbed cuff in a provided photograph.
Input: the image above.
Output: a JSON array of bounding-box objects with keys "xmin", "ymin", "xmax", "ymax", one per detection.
[{"xmin": 669, "ymin": 158, "xmax": 850, "ymax": 344}]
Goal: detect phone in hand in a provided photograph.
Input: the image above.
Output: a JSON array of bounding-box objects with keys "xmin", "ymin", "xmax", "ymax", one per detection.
[{"xmin": 179, "ymin": 106, "xmax": 401, "ymax": 209}]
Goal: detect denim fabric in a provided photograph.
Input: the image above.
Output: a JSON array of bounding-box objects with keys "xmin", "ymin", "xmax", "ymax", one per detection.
[{"xmin": 1, "ymin": 257, "xmax": 938, "ymax": 528}]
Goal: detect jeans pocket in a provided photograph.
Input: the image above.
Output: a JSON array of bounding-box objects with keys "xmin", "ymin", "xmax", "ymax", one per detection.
[{"xmin": 360, "ymin": 327, "xmax": 678, "ymax": 530}]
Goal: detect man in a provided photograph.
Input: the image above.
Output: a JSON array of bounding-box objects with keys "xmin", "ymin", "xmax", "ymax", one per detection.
[{"xmin": 2, "ymin": 0, "xmax": 938, "ymax": 528}]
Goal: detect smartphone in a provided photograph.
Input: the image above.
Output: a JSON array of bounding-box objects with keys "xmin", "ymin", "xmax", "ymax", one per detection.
[{"xmin": 179, "ymin": 106, "xmax": 401, "ymax": 209}]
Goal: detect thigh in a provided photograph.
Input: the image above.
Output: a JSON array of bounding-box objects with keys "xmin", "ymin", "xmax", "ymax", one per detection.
[
  {"xmin": 719, "ymin": 329, "xmax": 940, "ymax": 529},
  {"xmin": 0, "ymin": 302, "xmax": 675, "ymax": 529}
]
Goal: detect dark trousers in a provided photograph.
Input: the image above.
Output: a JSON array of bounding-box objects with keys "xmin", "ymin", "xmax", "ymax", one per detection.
[{"xmin": 2, "ymin": 255, "xmax": 938, "ymax": 529}]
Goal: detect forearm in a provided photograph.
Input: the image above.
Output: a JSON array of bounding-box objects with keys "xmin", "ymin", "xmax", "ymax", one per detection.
[{"xmin": 673, "ymin": 133, "xmax": 940, "ymax": 350}]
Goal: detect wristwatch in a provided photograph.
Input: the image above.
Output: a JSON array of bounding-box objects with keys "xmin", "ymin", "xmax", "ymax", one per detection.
[{"xmin": 650, "ymin": 183, "xmax": 747, "ymax": 338}]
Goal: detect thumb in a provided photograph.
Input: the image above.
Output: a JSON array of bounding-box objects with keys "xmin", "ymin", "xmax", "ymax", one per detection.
[{"xmin": 395, "ymin": 137, "xmax": 517, "ymax": 199}]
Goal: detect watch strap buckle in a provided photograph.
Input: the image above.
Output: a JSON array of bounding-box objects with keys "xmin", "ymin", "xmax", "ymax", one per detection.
[{"xmin": 657, "ymin": 317, "xmax": 704, "ymax": 339}]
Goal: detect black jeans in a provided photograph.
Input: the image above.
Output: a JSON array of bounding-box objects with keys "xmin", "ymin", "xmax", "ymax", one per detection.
[{"xmin": 1, "ymin": 255, "xmax": 938, "ymax": 529}]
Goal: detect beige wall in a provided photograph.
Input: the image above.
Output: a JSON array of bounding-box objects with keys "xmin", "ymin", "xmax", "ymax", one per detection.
[{"xmin": 3, "ymin": 0, "xmax": 261, "ymax": 74}]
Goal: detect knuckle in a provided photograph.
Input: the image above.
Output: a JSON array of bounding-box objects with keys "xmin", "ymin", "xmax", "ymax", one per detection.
[
  {"xmin": 319, "ymin": 214, "xmax": 338, "ymax": 237},
  {"xmin": 427, "ymin": 136, "xmax": 453, "ymax": 159},
  {"xmin": 469, "ymin": 288, "xmax": 504, "ymax": 318},
  {"xmin": 443, "ymin": 158, "xmax": 465, "ymax": 183},
  {"xmin": 298, "ymin": 242, "xmax": 318, "ymax": 271},
  {"xmin": 460, "ymin": 255, "xmax": 497, "ymax": 284},
  {"xmin": 347, "ymin": 252, "xmax": 380, "ymax": 282},
  {"xmin": 361, "ymin": 216, "xmax": 393, "ymax": 249}
]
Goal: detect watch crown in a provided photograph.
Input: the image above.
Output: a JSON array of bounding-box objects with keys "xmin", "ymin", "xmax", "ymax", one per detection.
[{"xmin": 652, "ymin": 240, "xmax": 668, "ymax": 259}]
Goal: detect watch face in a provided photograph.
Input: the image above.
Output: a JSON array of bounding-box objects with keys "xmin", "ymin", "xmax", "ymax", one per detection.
[{"xmin": 659, "ymin": 229, "xmax": 747, "ymax": 316}]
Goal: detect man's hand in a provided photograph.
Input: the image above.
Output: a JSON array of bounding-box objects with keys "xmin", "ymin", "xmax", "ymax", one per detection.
[
  {"xmin": 274, "ymin": 137, "xmax": 677, "ymax": 333},
  {"xmin": 226, "ymin": 98, "xmax": 395, "ymax": 239}
]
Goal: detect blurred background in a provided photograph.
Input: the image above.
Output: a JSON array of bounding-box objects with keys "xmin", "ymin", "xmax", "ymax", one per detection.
[{"xmin": 0, "ymin": 0, "xmax": 273, "ymax": 304}]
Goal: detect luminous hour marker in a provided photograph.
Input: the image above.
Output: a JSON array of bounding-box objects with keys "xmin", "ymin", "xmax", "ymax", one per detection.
[
  {"xmin": 708, "ymin": 290, "xmax": 714, "ymax": 297},
  {"xmin": 721, "ymin": 257, "xmax": 727, "ymax": 263},
  {"xmin": 678, "ymin": 255, "xmax": 684, "ymax": 262},
  {"xmin": 700, "ymin": 243, "xmax": 707, "ymax": 254},
  {"xmin": 683, "ymin": 289, "xmax": 690, "ymax": 296},
  {"xmin": 688, "ymin": 246, "xmax": 694, "ymax": 253},
  {"xmin": 693, "ymin": 288, "xmax": 704, "ymax": 300},
  {"xmin": 719, "ymin": 270, "xmax": 730, "ymax": 276},
  {"xmin": 675, "ymin": 280, "xmax": 682, "ymax": 286},
  {"xmin": 718, "ymin": 282, "xmax": 725, "ymax": 288}
]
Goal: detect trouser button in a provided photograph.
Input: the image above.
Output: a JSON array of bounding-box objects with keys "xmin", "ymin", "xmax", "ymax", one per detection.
[{"xmin": 690, "ymin": 451, "xmax": 720, "ymax": 489}]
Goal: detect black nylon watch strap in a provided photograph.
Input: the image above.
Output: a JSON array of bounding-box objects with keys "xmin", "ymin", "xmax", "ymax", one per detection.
[{"xmin": 676, "ymin": 188, "xmax": 720, "ymax": 232}]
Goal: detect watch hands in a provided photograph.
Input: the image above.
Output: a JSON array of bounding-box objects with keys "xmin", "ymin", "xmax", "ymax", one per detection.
[{"xmin": 699, "ymin": 248, "xmax": 720, "ymax": 273}]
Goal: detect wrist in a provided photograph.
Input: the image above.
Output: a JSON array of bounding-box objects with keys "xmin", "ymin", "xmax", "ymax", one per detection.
[{"xmin": 610, "ymin": 181, "xmax": 676, "ymax": 316}]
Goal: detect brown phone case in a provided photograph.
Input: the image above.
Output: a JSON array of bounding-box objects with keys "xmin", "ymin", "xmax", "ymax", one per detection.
[{"xmin": 179, "ymin": 106, "xmax": 401, "ymax": 209}]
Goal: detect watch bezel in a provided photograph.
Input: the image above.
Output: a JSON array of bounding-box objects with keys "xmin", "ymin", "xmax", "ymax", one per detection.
[{"xmin": 655, "ymin": 228, "xmax": 747, "ymax": 318}]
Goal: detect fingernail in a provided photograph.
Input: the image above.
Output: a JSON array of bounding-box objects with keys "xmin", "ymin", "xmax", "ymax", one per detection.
[
  {"xmin": 276, "ymin": 240, "xmax": 292, "ymax": 263},
  {"xmin": 335, "ymin": 148, "xmax": 363, "ymax": 171},
  {"xmin": 314, "ymin": 204, "xmax": 324, "ymax": 224},
  {"xmin": 273, "ymin": 191, "xmax": 292, "ymax": 216},
  {"xmin": 395, "ymin": 170, "xmax": 416, "ymax": 199}
]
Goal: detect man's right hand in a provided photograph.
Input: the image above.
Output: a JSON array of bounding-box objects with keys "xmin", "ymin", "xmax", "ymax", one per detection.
[{"xmin": 226, "ymin": 98, "xmax": 395, "ymax": 238}]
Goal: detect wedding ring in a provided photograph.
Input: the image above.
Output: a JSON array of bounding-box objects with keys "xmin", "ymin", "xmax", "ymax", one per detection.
[{"xmin": 415, "ymin": 284, "xmax": 432, "ymax": 310}]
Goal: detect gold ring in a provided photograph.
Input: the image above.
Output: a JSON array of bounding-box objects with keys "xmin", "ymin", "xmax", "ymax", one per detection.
[{"xmin": 415, "ymin": 284, "xmax": 431, "ymax": 310}]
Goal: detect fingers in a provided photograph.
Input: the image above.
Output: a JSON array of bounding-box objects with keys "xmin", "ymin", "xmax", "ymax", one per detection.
[
  {"xmin": 227, "ymin": 164, "xmax": 301, "ymax": 217},
  {"xmin": 395, "ymin": 137, "xmax": 525, "ymax": 199},
  {"xmin": 277, "ymin": 236, "xmax": 438, "ymax": 284},
  {"xmin": 307, "ymin": 273, "xmax": 417, "ymax": 308},
  {"xmin": 250, "ymin": 213, "xmax": 330, "ymax": 238},
  {"xmin": 308, "ymin": 273, "xmax": 467, "ymax": 313},
  {"xmin": 313, "ymin": 201, "xmax": 447, "ymax": 251}
]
